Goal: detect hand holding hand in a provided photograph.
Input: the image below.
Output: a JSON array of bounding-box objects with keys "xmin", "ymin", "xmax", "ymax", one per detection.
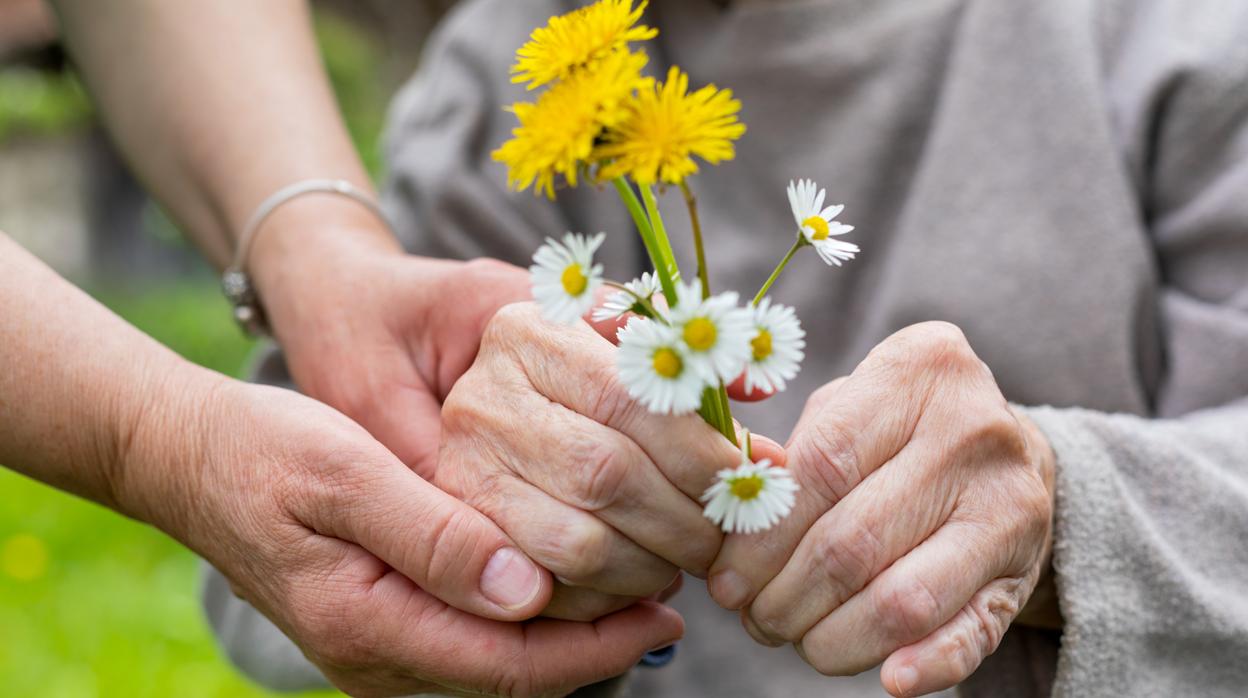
[
  {"xmin": 123, "ymin": 374, "xmax": 682, "ymax": 697},
  {"xmin": 249, "ymin": 200, "xmax": 532, "ymax": 479},
  {"xmin": 710, "ymin": 322, "xmax": 1056, "ymax": 697}
]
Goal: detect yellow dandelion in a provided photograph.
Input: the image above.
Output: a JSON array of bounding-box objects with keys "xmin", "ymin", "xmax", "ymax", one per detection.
[
  {"xmin": 494, "ymin": 49, "xmax": 650, "ymax": 198},
  {"xmin": 596, "ymin": 66, "xmax": 746, "ymax": 186},
  {"xmin": 512, "ymin": 0, "xmax": 657, "ymax": 90}
]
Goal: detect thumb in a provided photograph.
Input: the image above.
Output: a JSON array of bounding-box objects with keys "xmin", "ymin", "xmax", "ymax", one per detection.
[{"xmin": 303, "ymin": 452, "xmax": 553, "ymax": 622}]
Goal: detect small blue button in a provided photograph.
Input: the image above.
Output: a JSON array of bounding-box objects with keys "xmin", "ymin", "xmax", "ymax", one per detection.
[{"xmin": 639, "ymin": 643, "xmax": 677, "ymax": 668}]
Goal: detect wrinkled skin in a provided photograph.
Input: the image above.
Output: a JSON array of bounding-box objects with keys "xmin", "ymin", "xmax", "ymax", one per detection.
[
  {"xmin": 254, "ymin": 227, "xmax": 719, "ymax": 620},
  {"xmin": 710, "ymin": 322, "xmax": 1057, "ymax": 698},
  {"xmin": 253, "ymin": 225, "xmax": 533, "ymax": 481},
  {"xmin": 433, "ymin": 302, "xmax": 787, "ymax": 621},
  {"xmin": 125, "ymin": 375, "xmax": 683, "ymax": 698}
]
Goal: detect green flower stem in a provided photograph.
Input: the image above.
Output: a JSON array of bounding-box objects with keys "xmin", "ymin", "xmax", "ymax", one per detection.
[
  {"xmin": 700, "ymin": 385, "xmax": 737, "ymax": 446},
  {"xmin": 698, "ymin": 387, "xmax": 721, "ymax": 433},
  {"xmin": 679, "ymin": 181, "xmax": 711, "ymax": 300},
  {"xmin": 613, "ymin": 177, "xmax": 679, "ymax": 304},
  {"xmin": 640, "ymin": 184, "xmax": 681, "ymax": 289},
  {"xmin": 752, "ymin": 238, "xmax": 804, "ymax": 306},
  {"xmin": 716, "ymin": 383, "xmax": 737, "ymax": 445},
  {"xmin": 614, "ymin": 179, "xmax": 737, "ymax": 445}
]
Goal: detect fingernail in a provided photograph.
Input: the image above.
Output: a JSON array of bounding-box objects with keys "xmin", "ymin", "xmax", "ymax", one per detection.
[
  {"xmin": 708, "ymin": 570, "xmax": 751, "ymax": 610},
  {"xmin": 893, "ymin": 665, "xmax": 919, "ymax": 695},
  {"xmin": 480, "ymin": 547, "xmax": 541, "ymax": 610}
]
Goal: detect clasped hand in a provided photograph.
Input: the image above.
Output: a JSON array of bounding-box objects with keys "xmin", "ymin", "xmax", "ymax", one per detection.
[
  {"xmin": 447, "ymin": 315, "xmax": 1056, "ymax": 697},
  {"xmin": 244, "ymin": 231, "xmax": 1056, "ymax": 696}
]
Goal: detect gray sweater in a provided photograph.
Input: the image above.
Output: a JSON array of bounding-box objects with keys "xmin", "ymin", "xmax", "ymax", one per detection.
[{"xmin": 203, "ymin": 1, "xmax": 1248, "ymax": 696}]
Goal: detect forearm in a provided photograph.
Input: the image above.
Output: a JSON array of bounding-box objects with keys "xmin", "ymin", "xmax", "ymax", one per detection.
[
  {"xmin": 49, "ymin": 0, "xmax": 377, "ymax": 268},
  {"xmin": 0, "ymin": 233, "xmax": 219, "ymax": 526}
]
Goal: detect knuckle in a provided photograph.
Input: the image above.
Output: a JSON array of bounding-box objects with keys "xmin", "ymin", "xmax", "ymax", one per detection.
[
  {"xmin": 424, "ymin": 503, "xmax": 491, "ymax": 587},
  {"xmin": 750, "ymin": 603, "xmax": 801, "ymax": 644},
  {"xmin": 877, "ymin": 575, "xmax": 945, "ymax": 645},
  {"xmin": 940, "ymin": 611, "xmax": 986, "ymax": 681},
  {"xmin": 946, "ymin": 408, "xmax": 1028, "ymax": 472},
  {"xmin": 583, "ymin": 362, "xmax": 638, "ymax": 427},
  {"xmin": 549, "ymin": 518, "xmax": 612, "ymax": 584},
  {"xmin": 913, "ymin": 322, "xmax": 975, "ymax": 370},
  {"xmin": 569, "ymin": 441, "xmax": 632, "ymax": 511},
  {"xmin": 483, "ymin": 647, "xmax": 543, "ymax": 698},
  {"xmin": 938, "ymin": 583, "xmax": 1021, "ymax": 680},
  {"xmin": 815, "ymin": 523, "xmax": 882, "ymax": 594},
  {"xmin": 440, "ymin": 378, "xmax": 494, "ymax": 438},
  {"xmin": 494, "ymin": 660, "xmax": 545, "ymax": 698},
  {"xmin": 792, "ymin": 416, "xmax": 860, "ymax": 503},
  {"xmin": 484, "ymin": 301, "xmax": 539, "ymax": 346},
  {"xmin": 799, "ymin": 639, "xmax": 850, "ymax": 677},
  {"xmin": 806, "ymin": 379, "xmax": 844, "ymax": 410},
  {"xmin": 884, "ymin": 321, "xmax": 977, "ymax": 375},
  {"xmin": 1015, "ymin": 473, "xmax": 1054, "ymax": 531},
  {"xmin": 464, "ymin": 256, "xmax": 519, "ymax": 280},
  {"xmin": 681, "ymin": 525, "xmax": 724, "ymax": 577}
]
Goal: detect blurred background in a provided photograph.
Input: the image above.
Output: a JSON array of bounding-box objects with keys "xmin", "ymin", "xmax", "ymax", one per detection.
[{"xmin": 0, "ymin": 1, "xmax": 448, "ymax": 695}]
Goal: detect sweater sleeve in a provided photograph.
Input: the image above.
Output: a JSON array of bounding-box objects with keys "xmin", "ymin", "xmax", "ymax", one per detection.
[
  {"xmin": 1021, "ymin": 403, "xmax": 1248, "ymax": 697},
  {"xmin": 1016, "ymin": 5, "xmax": 1248, "ymax": 694}
]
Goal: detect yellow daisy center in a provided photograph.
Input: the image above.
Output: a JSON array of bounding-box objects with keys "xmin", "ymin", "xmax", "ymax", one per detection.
[
  {"xmin": 561, "ymin": 263, "xmax": 588, "ymax": 296},
  {"xmin": 803, "ymin": 215, "xmax": 830, "ymax": 240},
  {"xmin": 683, "ymin": 317, "xmax": 718, "ymax": 351},
  {"xmin": 751, "ymin": 329, "xmax": 773, "ymax": 361},
  {"xmin": 652, "ymin": 347, "xmax": 683, "ymax": 378},
  {"xmin": 729, "ymin": 475, "xmax": 764, "ymax": 501}
]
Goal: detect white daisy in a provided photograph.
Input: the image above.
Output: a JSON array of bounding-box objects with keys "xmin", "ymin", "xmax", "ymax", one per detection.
[
  {"xmin": 591, "ymin": 271, "xmax": 661, "ymax": 323},
  {"xmin": 702, "ymin": 450, "xmax": 800, "ymax": 535},
  {"xmin": 787, "ymin": 178, "xmax": 858, "ymax": 266},
  {"xmin": 668, "ymin": 280, "xmax": 754, "ymax": 383},
  {"xmin": 616, "ymin": 316, "xmax": 707, "ymax": 415},
  {"xmin": 743, "ymin": 298, "xmax": 806, "ymax": 394},
  {"xmin": 530, "ymin": 232, "xmax": 606, "ymax": 324}
]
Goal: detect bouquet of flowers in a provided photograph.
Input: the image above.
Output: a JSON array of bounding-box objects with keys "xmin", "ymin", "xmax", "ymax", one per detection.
[{"xmin": 493, "ymin": 0, "xmax": 859, "ymax": 534}]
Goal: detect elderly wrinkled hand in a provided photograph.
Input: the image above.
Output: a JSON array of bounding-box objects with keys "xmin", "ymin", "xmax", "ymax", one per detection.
[
  {"xmin": 709, "ymin": 322, "xmax": 1057, "ymax": 697},
  {"xmin": 433, "ymin": 301, "xmax": 783, "ymax": 621}
]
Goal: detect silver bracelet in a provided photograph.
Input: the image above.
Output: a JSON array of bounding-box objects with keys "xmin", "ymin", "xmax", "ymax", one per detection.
[{"xmin": 221, "ymin": 179, "xmax": 392, "ymax": 336}]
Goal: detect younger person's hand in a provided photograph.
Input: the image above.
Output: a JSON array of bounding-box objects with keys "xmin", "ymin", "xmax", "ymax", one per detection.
[
  {"xmin": 249, "ymin": 200, "xmax": 532, "ymax": 480},
  {"xmin": 129, "ymin": 374, "xmax": 684, "ymax": 697}
]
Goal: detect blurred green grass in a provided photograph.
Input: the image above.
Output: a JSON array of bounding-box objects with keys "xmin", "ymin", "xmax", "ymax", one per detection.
[{"xmin": 0, "ymin": 286, "xmax": 341, "ymax": 697}]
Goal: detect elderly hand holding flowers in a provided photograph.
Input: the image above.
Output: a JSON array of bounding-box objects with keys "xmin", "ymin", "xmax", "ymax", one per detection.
[
  {"xmin": 493, "ymin": 0, "xmax": 862, "ymax": 535},
  {"xmin": 477, "ymin": 3, "xmax": 1061, "ymax": 697}
]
